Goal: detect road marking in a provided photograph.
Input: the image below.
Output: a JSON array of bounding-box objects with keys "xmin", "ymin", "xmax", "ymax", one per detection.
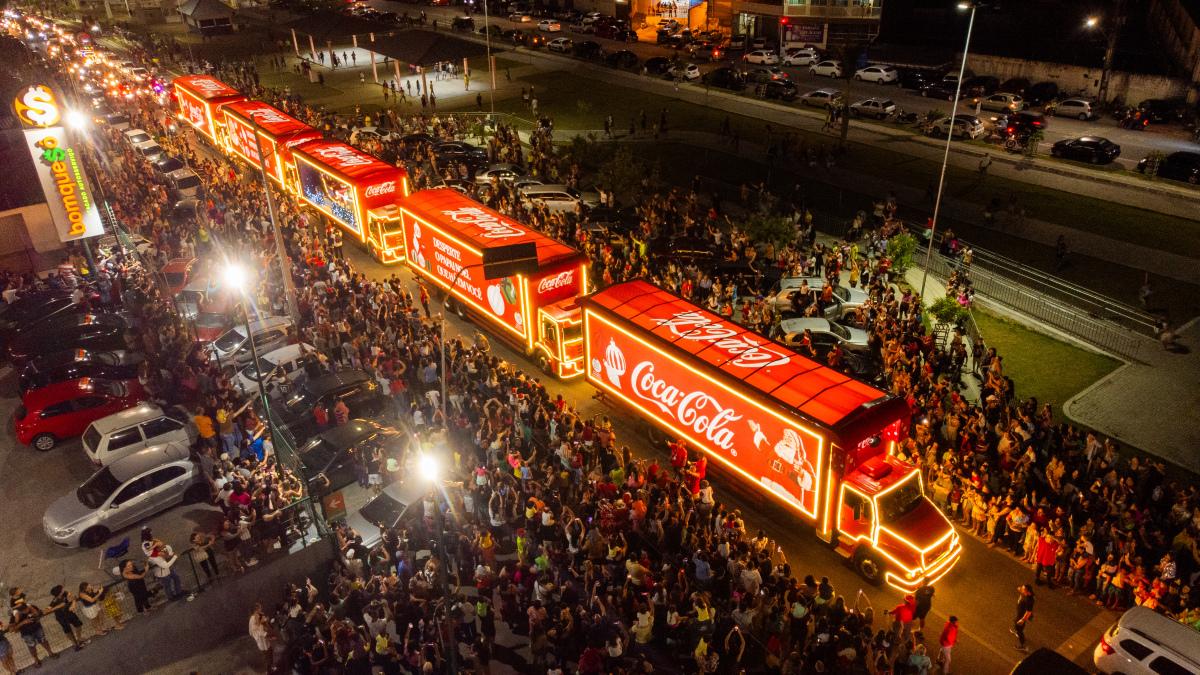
[{"xmin": 1056, "ymin": 609, "xmax": 1112, "ymax": 662}]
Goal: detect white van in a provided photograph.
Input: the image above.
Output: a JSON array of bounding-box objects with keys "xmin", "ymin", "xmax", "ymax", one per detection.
[
  {"xmin": 235, "ymin": 342, "xmax": 325, "ymax": 396},
  {"xmin": 166, "ymin": 168, "xmax": 202, "ymax": 198},
  {"xmin": 82, "ymin": 402, "xmax": 196, "ymax": 467},
  {"xmin": 209, "ymin": 316, "xmax": 294, "ymax": 368},
  {"xmin": 519, "ymin": 184, "xmax": 599, "ymax": 215},
  {"xmin": 1095, "ymin": 607, "xmax": 1200, "ymax": 675}
]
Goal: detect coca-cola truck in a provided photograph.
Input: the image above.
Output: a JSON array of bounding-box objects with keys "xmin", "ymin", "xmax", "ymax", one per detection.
[
  {"xmin": 172, "ymin": 75, "xmax": 245, "ymax": 143},
  {"xmin": 398, "ymin": 188, "xmax": 590, "ymax": 378},
  {"xmin": 580, "ymin": 280, "xmax": 961, "ymax": 590}
]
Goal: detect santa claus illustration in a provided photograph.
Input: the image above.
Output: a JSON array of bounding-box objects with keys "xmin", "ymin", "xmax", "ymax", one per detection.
[{"xmin": 750, "ymin": 421, "xmax": 815, "ymax": 510}]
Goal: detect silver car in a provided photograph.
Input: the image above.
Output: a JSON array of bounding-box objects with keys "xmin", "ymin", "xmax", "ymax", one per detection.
[
  {"xmin": 768, "ymin": 277, "xmax": 869, "ymax": 319},
  {"xmin": 208, "ymin": 316, "xmax": 293, "ymax": 368},
  {"xmin": 344, "ymin": 481, "xmax": 431, "ymax": 550},
  {"xmin": 778, "ymin": 317, "xmax": 870, "ymax": 353},
  {"xmin": 43, "ymin": 443, "xmax": 206, "ymax": 548}
]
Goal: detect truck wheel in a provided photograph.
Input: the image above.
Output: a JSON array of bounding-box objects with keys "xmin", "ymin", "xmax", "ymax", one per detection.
[
  {"xmin": 854, "ymin": 550, "xmax": 884, "ymax": 585},
  {"xmin": 80, "ymin": 526, "xmax": 110, "ymax": 549}
]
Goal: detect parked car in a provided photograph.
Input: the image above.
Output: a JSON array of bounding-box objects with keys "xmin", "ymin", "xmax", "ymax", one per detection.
[
  {"xmin": 743, "ymin": 49, "xmax": 779, "ymax": 65},
  {"xmin": 520, "ymin": 184, "xmax": 599, "ymax": 214},
  {"xmin": 978, "ymin": 92, "xmax": 1024, "ymax": 112},
  {"xmin": 7, "ymin": 314, "xmax": 131, "ymax": 366},
  {"xmin": 799, "ymin": 88, "xmax": 843, "ymax": 109},
  {"xmin": 537, "ymin": 19, "xmax": 561, "ymax": 32},
  {"xmin": 998, "ymin": 77, "xmax": 1030, "ymax": 96},
  {"xmin": 849, "ymin": 98, "xmax": 897, "ymax": 119},
  {"xmin": 508, "ymin": 12, "xmax": 532, "ymax": 22},
  {"xmin": 1050, "ymin": 136, "xmax": 1120, "ymax": 164},
  {"xmin": 605, "ymin": 49, "xmax": 639, "ymax": 69},
  {"xmin": 809, "ymin": 60, "xmax": 843, "ymax": 78},
  {"xmin": 920, "ymin": 81, "xmax": 959, "ymax": 100},
  {"xmin": 160, "ymin": 257, "xmax": 198, "ymax": 296},
  {"xmin": 854, "ymin": 65, "xmax": 898, "ymax": 84},
  {"xmin": 612, "ymin": 29, "xmax": 639, "ymax": 42},
  {"xmin": 433, "ymin": 141, "xmax": 487, "ymax": 164},
  {"xmin": 760, "ymin": 79, "xmax": 798, "ymax": 101},
  {"xmin": 1025, "ymin": 81, "xmax": 1059, "ymax": 105},
  {"xmin": 727, "ymin": 35, "xmax": 747, "ymax": 51},
  {"xmin": 547, "ymin": 37, "xmax": 573, "ymax": 53},
  {"xmin": 474, "ymin": 163, "xmax": 525, "ymax": 184},
  {"xmin": 1137, "ymin": 98, "xmax": 1188, "ymax": 124},
  {"xmin": 778, "ymin": 317, "xmax": 870, "ymax": 356},
  {"xmin": 19, "ymin": 356, "xmax": 142, "ymax": 396},
  {"xmin": 1005, "ymin": 110, "xmax": 1048, "ymax": 135},
  {"xmin": 272, "ymin": 370, "xmax": 394, "ymax": 442},
  {"xmin": 642, "ymin": 56, "xmax": 672, "ymax": 75},
  {"xmin": 151, "ymin": 155, "xmax": 185, "ymax": 175},
  {"xmin": 235, "ymin": 343, "xmax": 325, "ymax": 396},
  {"xmin": 344, "ymin": 481, "xmax": 430, "ymax": 550},
  {"xmin": 1138, "ymin": 151, "xmax": 1200, "ymax": 184},
  {"xmin": 43, "ymin": 443, "xmax": 207, "ymax": 548},
  {"xmin": 781, "ymin": 47, "xmax": 820, "ymax": 66},
  {"xmin": 207, "ymin": 316, "xmax": 293, "ymax": 369},
  {"xmin": 123, "ymin": 128, "xmax": 152, "ymax": 146},
  {"xmin": 296, "ymin": 419, "xmax": 402, "ymax": 495},
  {"xmin": 1052, "ymin": 98, "xmax": 1097, "ymax": 120},
  {"xmin": 896, "ymin": 68, "xmax": 939, "ymax": 91},
  {"xmin": 704, "ymin": 67, "xmax": 747, "ymax": 91},
  {"xmin": 768, "ymin": 277, "xmax": 869, "ymax": 318},
  {"xmin": 930, "ymin": 114, "xmax": 986, "ymax": 140},
  {"xmin": 1094, "ymin": 607, "xmax": 1200, "ymax": 675},
  {"xmin": 743, "ymin": 66, "xmax": 788, "ymax": 83},
  {"xmin": 0, "ymin": 291, "xmax": 82, "ymax": 350},
  {"xmin": 166, "ymin": 168, "xmax": 201, "ymax": 199},
  {"xmin": 668, "ymin": 63, "xmax": 701, "ymax": 81},
  {"xmin": 574, "ymin": 40, "xmax": 604, "ymax": 60},
  {"xmin": 22, "ymin": 350, "xmax": 143, "ymax": 393},
  {"xmin": 82, "ymin": 402, "xmax": 194, "ymax": 467},
  {"xmin": 17, "ymin": 376, "xmax": 147, "ymax": 451},
  {"xmin": 96, "ymin": 231, "xmax": 156, "ymax": 261},
  {"xmin": 963, "ymin": 75, "xmax": 999, "ymax": 96}
]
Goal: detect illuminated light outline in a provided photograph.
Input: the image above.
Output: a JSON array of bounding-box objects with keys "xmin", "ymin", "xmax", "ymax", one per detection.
[
  {"xmin": 521, "ymin": 276, "xmax": 533, "ymax": 352},
  {"xmin": 835, "ymin": 483, "xmax": 875, "ymax": 544},
  {"xmin": 294, "ymin": 153, "xmax": 367, "ymax": 240},
  {"xmin": 367, "ymin": 215, "xmax": 406, "ymax": 264},
  {"xmin": 399, "ymin": 209, "xmax": 529, "ymax": 343},
  {"xmin": 584, "ymin": 309, "xmax": 826, "ymax": 521}
]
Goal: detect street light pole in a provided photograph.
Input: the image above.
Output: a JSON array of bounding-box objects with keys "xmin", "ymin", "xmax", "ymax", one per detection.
[
  {"xmin": 226, "ymin": 264, "xmax": 271, "ymax": 447},
  {"xmin": 1091, "ymin": 0, "xmax": 1126, "ymax": 105},
  {"xmin": 250, "ymin": 131, "xmax": 301, "ymax": 327},
  {"xmin": 417, "ymin": 453, "xmax": 458, "ymax": 675},
  {"xmin": 919, "ymin": 1, "xmax": 978, "ymax": 299}
]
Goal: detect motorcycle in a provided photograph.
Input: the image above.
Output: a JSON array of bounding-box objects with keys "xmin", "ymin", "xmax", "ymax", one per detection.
[
  {"xmin": 889, "ymin": 108, "xmax": 919, "ymax": 125},
  {"xmin": 1119, "ymin": 110, "xmax": 1149, "ymax": 131}
]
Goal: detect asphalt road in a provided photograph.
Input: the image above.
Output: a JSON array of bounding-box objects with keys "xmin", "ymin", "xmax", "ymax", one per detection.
[
  {"xmin": 339, "ymin": 242, "xmax": 1113, "ymax": 673},
  {"xmin": 362, "ymin": 0, "xmax": 1200, "ymax": 172}
]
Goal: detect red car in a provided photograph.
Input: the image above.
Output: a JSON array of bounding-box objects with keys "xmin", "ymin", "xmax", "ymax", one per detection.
[
  {"xmin": 161, "ymin": 257, "xmax": 198, "ymax": 297},
  {"xmin": 15, "ymin": 377, "xmax": 147, "ymax": 451}
]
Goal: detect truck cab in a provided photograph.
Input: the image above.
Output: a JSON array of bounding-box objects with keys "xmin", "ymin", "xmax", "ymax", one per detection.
[
  {"xmin": 535, "ymin": 300, "xmax": 585, "ymax": 378},
  {"xmin": 366, "ymin": 204, "xmax": 405, "ymax": 264},
  {"xmin": 835, "ymin": 453, "xmax": 960, "ymax": 591}
]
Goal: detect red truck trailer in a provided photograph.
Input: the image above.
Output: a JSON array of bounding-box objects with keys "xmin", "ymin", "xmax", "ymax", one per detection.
[
  {"xmin": 292, "ymin": 140, "xmax": 409, "ymax": 254},
  {"xmin": 172, "ymin": 75, "xmax": 244, "ymax": 143},
  {"xmin": 398, "ymin": 188, "xmax": 590, "ymax": 378},
  {"xmin": 581, "ymin": 280, "xmax": 961, "ymax": 590},
  {"xmin": 219, "ymin": 100, "xmax": 322, "ymax": 191}
]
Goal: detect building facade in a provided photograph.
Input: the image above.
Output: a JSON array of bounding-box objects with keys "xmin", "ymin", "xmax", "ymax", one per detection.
[{"xmin": 729, "ymin": 0, "xmax": 881, "ymax": 48}]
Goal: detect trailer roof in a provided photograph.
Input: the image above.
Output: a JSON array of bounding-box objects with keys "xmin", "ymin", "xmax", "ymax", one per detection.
[
  {"xmin": 172, "ymin": 74, "xmax": 243, "ymax": 101},
  {"xmin": 291, "ymin": 140, "xmax": 401, "ymax": 182},
  {"xmin": 399, "ymin": 188, "xmax": 585, "ymax": 269},
  {"xmin": 221, "ymin": 100, "xmax": 316, "ymax": 139},
  {"xmin": 584, "ymin": 280, "xmax": 895, "ymax": 430}
]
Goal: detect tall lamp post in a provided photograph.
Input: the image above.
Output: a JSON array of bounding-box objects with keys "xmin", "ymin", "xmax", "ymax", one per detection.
[
  {"xmin": 1086, "ymin": 0, "xmax": 1126, "ymax": 105},
  {"xmin": 417, "ymin": 451, "xmax": 458, "ymax": 675},
  {"xmin": 918, "ymin": 0, "xmax": 980, "ymax": 299},
  {"xmin": 224, "ymin": 263, "xmax": 271, "ymax": 421}
]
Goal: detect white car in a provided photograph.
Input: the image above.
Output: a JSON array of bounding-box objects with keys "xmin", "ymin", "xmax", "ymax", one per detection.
[
  {"xmin": 1095, "ymin": 607, "xmax": 1200, "ymax": 675},
  {"xmin": 782, "ymin": 47, "xmax": 820, "ymax": 66},
  {"xmin": 509, "ymin": 12, "xmax": 532, "ymax": 22},
  {"xmin": 547, "ymin": 37, "xmax": 573, "ymax": 53},
  {"xmin": 810, "ymin": 60, "xmax": 843, "ymax": 78},
  {"xmin": 123, "ymin": 128, "xmax": 152, "ymax": 146},
  {"xmin": 849, "ymin": 98, "xmax": 897, "ymax": 119},
  {"xmin": 1053, "ymin": 98, "xmax": 1096, "ymax": 120},
  {"xmin": 669, "ymin": 63, "xmax": 701, "ymax": 81},
  {"xmin": 538, "ymin": 19, "xmax": 561, "ymax": 32},
  {"xmin": 978, "ymin": 92, "xmax": 1024, "ymax": 112},
  {"xmin": 778, "ymin": 318, "xmax": 870, "ymax": 354},
  {"xmin": 768, "ymin": 276, "xmax": 869, "ymax": 318},
  {"xmin": 930, "ymin": 114, "xmax": 986, "ymax": 140},
  {"xmin": 799, "ymin": 88, "xmax": 843, "ymax": 109},
  {"xmin": 235, "ymin": 342, "xmax": 324, "ymax": 396},
  {"xmin": 743, "ymin": 49, "xmax": 779, "ymax": 65},
  {"xmin": 854, "ymin": 65, "xmax": 898, "ymax": 84}
]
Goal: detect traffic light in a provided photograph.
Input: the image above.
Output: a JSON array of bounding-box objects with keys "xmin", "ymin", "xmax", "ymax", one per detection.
[{"xmin": 780, "ymin": 17, "xmax": 789, "ymax": 25}]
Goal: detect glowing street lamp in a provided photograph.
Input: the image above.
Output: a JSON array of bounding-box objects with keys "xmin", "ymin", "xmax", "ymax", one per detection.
[
  {"xmin": 417, "ymin": 452, "xmax": 439, "ymax": 484},
  {"xmin": 64, "ymin": 108, "xmax": 89, "ymax": 130}
]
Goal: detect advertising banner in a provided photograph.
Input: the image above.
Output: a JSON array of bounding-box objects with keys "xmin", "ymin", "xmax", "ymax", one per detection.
[
  {"xmin": 11, "ymin": 84, "xmax": 104, "ymax": 242},
  {"xmin": 583, "ymin": 307, "xmax": 825, "ymax": 519},
  {"xmin": 404, "ymin": 213, "xmax": 528, "ymax": 340}
]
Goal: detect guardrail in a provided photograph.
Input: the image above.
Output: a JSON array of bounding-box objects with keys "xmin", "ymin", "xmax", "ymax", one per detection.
[{"xmin": 920, "ymin": 251, "xmax": 1148, "ymax": 361}]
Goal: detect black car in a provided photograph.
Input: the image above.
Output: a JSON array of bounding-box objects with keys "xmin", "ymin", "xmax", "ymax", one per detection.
[
  {"xmin": 584, "ymin": 205, "xmax": 641, "ymax": 236},
  {"xmin": 0, "ymin": 291, "xmax": 82, "ymax": 349},
  {"xmin": 433, "ymin": 141, "xmax": 487, "ymax": 164},
  {"xmin": 1137, "ymin": 98, "xmax": 1188, "ymax": 124},
  {"xmin": 1138, "ymin": 151, "xmax": 1200, "ymax": 184},
  {"xmin": 612, "ymin": 29, "xmax": 638, "ymax": 43},
  {"xmin": 605, "ymin": 49, "xmax": 639, "ymax": 70},
  {"xmin": 920, "ymin": 81, "xmax": 958, "ymax": 101},
  {"xmin": 19, "ymin": 359, "xmax": 143, "ymax": 395},
  {"xmin": 761, "ymin": 79, "xmax": 798, "ymax": 101},
  {"xmin": 662, "ymin": 33, "xmax": 692, "ymax": 49},
  {"xmin": 1050, "ymin": 136, "xmax": 1120, "ymax": 164},
  {"xmin": 7, "ymin": 314, "xmax": 131, "ymax": 365},
  {"xmin": 963, "ymin": 75, "xmax": 999, "ymax": 97},
  {"xmin": 451, "ymin": 16, "xmax": 475, "ymax": 31},
  {"xmin": 296, "ymin": 419, "xmax": 401, "ymax": 495},
  {"xmin": 643, "ymin": 56, "xmax": 672, "ymax": 75},
  {"xmin": 1005, "ymin": 110, "xmax": 1048, "ymax": 136},
  {"xmin": 895, "ymin": 68, "xmax": 938, "ymax": 91},
  {"xmin": 1025, "ymin": 81, "xmax": 1059, "ymax": 106},
  {"xmin": 501, "ymin": 29, "xmax": 523, "ymax": 43},
  {"xmin": 574, "ymin": 40, "xmax": 604, "ymax": 60},
  {"xmin": 704, "ymin": 67, "xmax": 746, "ymax": 91},
  {"xmin": 999, "ymin": 77, "xmax": 1030, "ymax": 96},
  {"xmin": 478, "ymin": 25, "xmax": 504, "ymax": 37},
  {"xmin": 273, "ymin": 369, "xmax": 394, "ymax": 443},
  {"xmin": 152, "ymin": 155, "xmax": 185, "ymax": 175}
]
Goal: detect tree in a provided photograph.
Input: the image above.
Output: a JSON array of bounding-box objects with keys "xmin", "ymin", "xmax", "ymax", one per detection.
[
  {"xmin": 742, "ymin": 213, "xmax": 796, "ymax": 250},
  {"xmin": 929, "ymin": 296, "xmax": 969, "ymax": 328},
  {"xmin": 596, "ymin": 145, "xmax": 649, "ymax": 202},
  {"xmin": 886, "ymin": 233, "xmax": 919, "ymax": 274}
]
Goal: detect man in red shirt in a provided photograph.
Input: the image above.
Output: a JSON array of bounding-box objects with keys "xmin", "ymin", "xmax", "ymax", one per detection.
[
  {"xmin": 889, "ymin": 594, "xmax": 917, "ymax": 646},
  {"xmin": 938, "ymin": 616, "xmax": 958, "ymax": 674},
  {"xmin": 669, "ymin": 439, "xmax": 688, "ymax": 476},
  {"xmin": 1034, "ymin": 531, "xmax": 1062, "ymax": 589}
]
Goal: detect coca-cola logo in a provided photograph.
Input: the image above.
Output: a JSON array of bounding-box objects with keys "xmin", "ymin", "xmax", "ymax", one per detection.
[
  {"xmin": 441, "ymin": 207, "xmax": 524, "ymax": 239},
  {"xmin": 364, "ymin": 180, "xmax": 396, "ymax": 198},
  {"xmin": 186, "ymin": 77, "xmax": 233, "ymax": 95},
  {"xmin": 537, "ymin": 270, "xmax": 574, "ymax": 295},
  {"xmin": 654, "ymin": 312, "xmax": 790, "ymax": 368},
  {"xmin": 629, "ymin": 360, "xmax": 741, "ymax": 452},
  {"xmin": 243, "ymin": 106, "xmax": 292, "ymax": 125},
  {"xmin": 310, "ymin": 144, "xmax": 374, "ymax": 168}
]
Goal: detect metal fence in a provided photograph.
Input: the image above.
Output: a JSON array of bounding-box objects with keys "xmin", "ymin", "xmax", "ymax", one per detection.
[
  {"xmin": 3, "ymin": 498, "xmax": 326, "ymax": 671},
  {"xmin": 921, "ymin": 251, "xmax": 1148, "ymax": 361}
]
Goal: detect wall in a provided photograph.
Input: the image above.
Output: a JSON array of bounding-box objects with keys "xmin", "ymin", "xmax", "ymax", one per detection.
[
  {"xmin": 961, "ymin": 53, "xmax": 1191, "ymax": 104},
  {"xmin": 0, "ymin": 204, "xmax": 60, "ymax": 256}
]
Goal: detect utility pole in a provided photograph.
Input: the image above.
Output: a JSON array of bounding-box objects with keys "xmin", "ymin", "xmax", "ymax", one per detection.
[{"xmin": 1095, "ymin": 0, "xmax": 1126, "ymax": 105}]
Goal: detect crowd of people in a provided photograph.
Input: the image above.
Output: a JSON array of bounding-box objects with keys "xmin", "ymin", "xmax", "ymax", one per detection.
[{"xmin": 9, "ymin": 22, "xmax": 1200, "ymax": 675}]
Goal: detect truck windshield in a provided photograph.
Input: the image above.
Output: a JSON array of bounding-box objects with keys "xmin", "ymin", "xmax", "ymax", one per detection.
[{"xmin": 876, "ymin": 474, "xmax": 924, "ymax": 523}]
